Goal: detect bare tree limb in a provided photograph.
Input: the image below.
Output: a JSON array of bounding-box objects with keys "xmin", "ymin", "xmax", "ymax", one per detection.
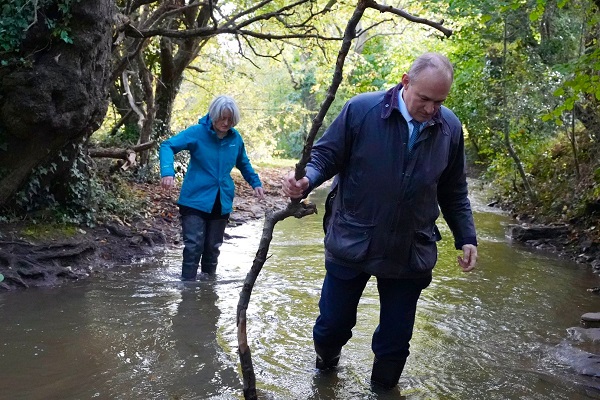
[
  {"xmin": 122, "ymin": 70, "xmax": 145, "ymax": 129},
  {"xmin": 186, "ymin": 65, "xmax": 208, "ymax": 73},
  {"xmin": 111, "ymin": 38, "xmax": 148, "ymax": 83},
  {"xmin": 88, "ymin": 141, "xmax": 156, "ymax": 160},
  {"xmin": 226, "ymin": 0, "xmax": 313, "ymax": 31},
  {"xmin": 25, "ymin": 0, "xmax": 39, "ymax": 31},
  {"xmin": 126, "ymin": 1, "xmax": 451, "ymax": 40},
  {"xmin": 366, "ymin": 0, "xmax": 452, "ymax": 37},
  {"xmin": 109, "ymin": 109, "xmax": 134, "ymax": 136},
  {"xmin": 128, "ymin": 25, "xmax": 342, "ymax": 41},
  {"xmin": 236, "ymin": 202, "xmax": 318, "ymax": 400},
  {"xmin": 236, "ymin": 3, "xmax": 369, "ymax": 399},
  {"xmin": 222, "ymin": 0, "xmax": 281, "ymax": 29},
  {"xmin": 294, "ymin": 1, "xmax": 368, "ymax": 180},
  {"xmin": 282, "ymin": 55, "xmax": 301, "ymax": 90},
  {"xmin": 129, "ymin": 0, "xmax": 159, "ymax": 13},
  {"xmin": 239, "ymin": 35, "xmax": 284, "ymax": 60},
  {"xmin": 146, "ymin": 3, "xmax": 201, "ymax": 31}
]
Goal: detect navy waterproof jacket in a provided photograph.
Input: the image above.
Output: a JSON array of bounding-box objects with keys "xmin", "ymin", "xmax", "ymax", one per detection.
[
  {"xmin": 305, "ymin": 84, "xmax": 478, "ymax": 279},
  {"xmin": 159, "ymin": 114, "xmax": 262, "ymax": 215}
]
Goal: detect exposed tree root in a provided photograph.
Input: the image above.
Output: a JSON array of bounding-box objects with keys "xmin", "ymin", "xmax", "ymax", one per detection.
[{"xmin": 0, "ymin": 221, "xmax": 166, "ymax": 291}]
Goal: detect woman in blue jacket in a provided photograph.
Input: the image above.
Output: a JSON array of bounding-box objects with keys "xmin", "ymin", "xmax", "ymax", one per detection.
[{"xmin": 160, "ymin": 95, "xmax": 264, "ymax": 281}]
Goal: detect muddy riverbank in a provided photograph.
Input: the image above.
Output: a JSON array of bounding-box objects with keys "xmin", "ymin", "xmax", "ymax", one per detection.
[{"xmin": 0, "ymin": 167, "xmax": 290, "ymax": 290}]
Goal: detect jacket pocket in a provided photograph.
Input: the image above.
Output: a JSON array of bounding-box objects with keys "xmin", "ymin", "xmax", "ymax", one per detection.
[
  {"xmin": 324, "ymin": 211, "xmax": 375, "ymax": 263},
  {"xmin": 408, "ymin": 227, "xmax": 440, "ymax": 272}
]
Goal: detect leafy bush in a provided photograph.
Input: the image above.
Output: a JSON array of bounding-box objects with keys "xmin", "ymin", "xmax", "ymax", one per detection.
[{"xmin": 1, "ymin": 0, "xmax": 80, "ymax": 66}]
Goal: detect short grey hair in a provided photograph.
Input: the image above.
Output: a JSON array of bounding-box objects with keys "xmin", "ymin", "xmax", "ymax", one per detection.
[
  {"xmin": 408, "ymin": 52, "xmax": 454, "ymax": 83},
  {"xmin": 208, "ymin": 95, "xmax": 241, "ymax": 126}
]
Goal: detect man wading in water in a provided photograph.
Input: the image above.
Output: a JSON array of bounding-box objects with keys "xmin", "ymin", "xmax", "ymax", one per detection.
[{"xmin": 283, "ymin": 52, "xmax": 478, "ymax": 390}]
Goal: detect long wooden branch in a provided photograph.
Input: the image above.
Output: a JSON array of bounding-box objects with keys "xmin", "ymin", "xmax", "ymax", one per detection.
[
  {"xmin": 236, "ymin": 202, "xmax": 318, "ymax": 400},
  {"xmin": 294, "ymin": 2, "xmax": 367, "ymax": 180},
  {"xmin": 236, "ymin": 3, "xmax": 368, "ymax": 399},
  {"xmin": 109, "ymin": 109, "xmax": 134, "ymax": 136},
  {"xmin": 129, "ymin": 25, "xmax": 341, "ymax": 41},
  {"xmin": 366, "ymin": 0, "xmax": 452, "ymax": 38},
  {"xmin": 122, "ymin": 70, "xmax": 145, "ymax": 129}
]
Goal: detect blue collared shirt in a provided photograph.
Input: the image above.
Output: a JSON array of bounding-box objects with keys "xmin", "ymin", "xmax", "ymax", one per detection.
[{"xmin": 398, "ymin": 87, "xmax": 425, "ymax": 138}]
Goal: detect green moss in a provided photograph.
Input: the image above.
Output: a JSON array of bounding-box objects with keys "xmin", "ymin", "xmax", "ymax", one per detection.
[{"xmin": 21, "ymin": 223, "xmax": 80, "ymax": 241}]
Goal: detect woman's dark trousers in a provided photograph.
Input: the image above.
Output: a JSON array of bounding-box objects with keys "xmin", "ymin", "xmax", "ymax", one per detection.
[
  {"xmin": 180, "ymin": 214, "xmax": 228, "ymax": 280},
  {"xmin": 312, "ymin": 263, "xmax": 431, "ymax": 388}
]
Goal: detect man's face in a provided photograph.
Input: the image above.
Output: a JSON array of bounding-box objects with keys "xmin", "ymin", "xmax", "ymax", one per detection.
[{"xmin": 401, "ymin": 69, "xmax": 452, "ymax": 123}]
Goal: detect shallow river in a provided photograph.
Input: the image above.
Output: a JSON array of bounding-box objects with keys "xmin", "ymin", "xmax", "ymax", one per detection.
[{"xmin": 2, "ymin": 187, "xmax": 600, "ymax": 400}]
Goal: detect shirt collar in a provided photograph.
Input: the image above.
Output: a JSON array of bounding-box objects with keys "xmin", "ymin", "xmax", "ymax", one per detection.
[{"xmin": 398, "ymin": 87, "xmax": 412, "ymax": 123}]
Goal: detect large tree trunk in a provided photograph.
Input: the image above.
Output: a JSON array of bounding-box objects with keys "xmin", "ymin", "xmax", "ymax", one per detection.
[{"xmin": 0, "ymin": 0, "xmax": 113, "ymax": 208}]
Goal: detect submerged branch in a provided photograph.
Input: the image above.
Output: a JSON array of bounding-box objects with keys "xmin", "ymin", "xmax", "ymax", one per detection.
[{"xmin": 236, "ymin": 202, "xmax": 318, "ymax": 400}]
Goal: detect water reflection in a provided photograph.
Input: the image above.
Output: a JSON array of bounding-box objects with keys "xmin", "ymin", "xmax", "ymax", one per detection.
[
  {"xmin": 2, "ymin": 186, "xmax": 600, "ymax": 399},
  {"xmin": 169, "ymin": 282, "xmax": 241, "ymax": 399}
]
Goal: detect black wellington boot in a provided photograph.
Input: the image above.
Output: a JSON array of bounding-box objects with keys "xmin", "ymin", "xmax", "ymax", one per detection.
[
  {"xmin": 200, "ymin": 219, "xmax": 227, "ymax": 275},
  {"xmin": 314, "ymin": 343, "xmax": 341, "ymax": 370},
  {"xmin": 370, "ymin": 357, "xmax": 406, "ymax": 389}
]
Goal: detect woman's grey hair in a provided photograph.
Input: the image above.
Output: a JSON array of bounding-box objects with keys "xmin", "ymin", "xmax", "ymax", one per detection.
[
  {"xmin": 208, "ymin": 95, "xmax": 241, "ymax": 126},
  {"xmin": 408, "ymin": 52, "xmax": 454, "ymax": 83}
]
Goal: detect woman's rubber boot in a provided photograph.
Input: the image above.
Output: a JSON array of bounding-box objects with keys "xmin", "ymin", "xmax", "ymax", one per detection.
[{"xmin": 200, "ymin": 219, "xmax": 228, "ymax": 275}]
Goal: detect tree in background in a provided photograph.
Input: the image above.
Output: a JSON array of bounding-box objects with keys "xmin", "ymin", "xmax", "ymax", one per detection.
[
  {"xmin": 0, "ymin": 0, "xmax": 343, "ymax": 220},
  {"xmin": 443, "ymin": 0, "xmax": 599, "ymax": 230},
  {"xmin": 0, "ymin": 0, "xmax": 448, "ymax": 221},
  {"xmin": 2, "ymin": 0, "xmax": 598, "ymax": 230}
]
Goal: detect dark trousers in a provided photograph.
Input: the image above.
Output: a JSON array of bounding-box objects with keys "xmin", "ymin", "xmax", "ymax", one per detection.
[
  {"xmin": 313, "ymin": 262, "xmax": 431, "ymax": 383},
  {"xmin": 180, "ymin": 213, "xmax": 228, "ymax": 280}
]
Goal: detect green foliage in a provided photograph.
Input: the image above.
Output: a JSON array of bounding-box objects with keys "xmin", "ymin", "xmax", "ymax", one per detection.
[
  {"xmin": 112, "ymin": 123, "xmax": 141, "ymax": 146},
  {"xmin": 89, "ymin": 174, "xmax": 150, "ymax": 224},
  {"xmin": 430, "ymin": 0, "xmax": 600, "ymax": 227},
  {"xmin": 347, "ymin": 36, "xmax": 393, "ymax": 93},
  {"xmin": 15, "ymin": 161, "xmax": 60, "ymax": 212},
  {"xmin": 537, "ymin": 0, "xmax": 600, "ymax": 124},
  {"xmin": 11, "ymin": 143, "xmax": 149, "ymax": 226},
  {"xmin": 0, "ymin": 0, "xmax": 79, "ymax": 66},
  {"xmin": 92, "ymin": 0, "xmax": 599, "ymax": 232},
  {"xmin": 0, "ymin": 1, "xmax": 31, "ymax": 64},
  {"xmin": 517, "ymin": 132, "xmax": 600, "ymax": 222},
  {"xmin": 545, "ymin": 48, "xmax": 600, "ymax": 124}
]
